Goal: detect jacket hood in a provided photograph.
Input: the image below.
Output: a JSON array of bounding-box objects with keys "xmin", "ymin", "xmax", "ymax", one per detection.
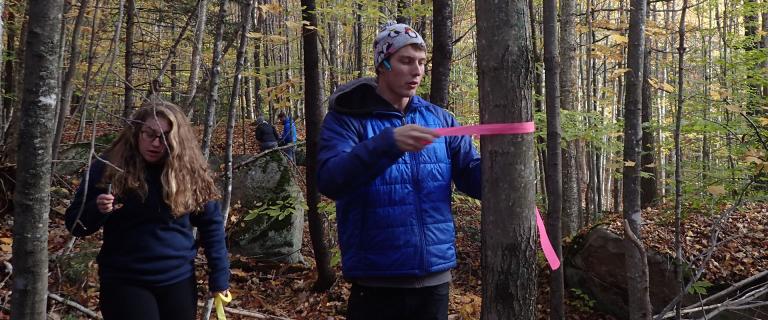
[{"xmin": 329, "ymin": 78, "xmax": 400, "ymax": 115}]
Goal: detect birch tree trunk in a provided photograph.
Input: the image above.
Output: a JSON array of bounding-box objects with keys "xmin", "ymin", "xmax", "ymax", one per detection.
[
  {"xmin": 476, "ymin": 0, "xmax": 538, "ymax": 318},
  {"xmin": 52, "ymin": 0, "xmax": 89, "ymax": 161},
  {"xmin": 185, "ymin": 0, "xmax": 208, "ymax": 115},
  {"xmin": 222, "ymin": 0, "xmax": 254, "ymax": 222},
  {"xmin": 11, "ymin": 0, "xmax": 62, "ymax": 317},
  {"xmin": 201, "ymin": 0, "xmax": 228, "ymax": 159}
]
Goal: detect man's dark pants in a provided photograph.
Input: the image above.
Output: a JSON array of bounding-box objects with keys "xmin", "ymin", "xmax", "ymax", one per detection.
[{"xmin": 347, "ymin": 282, "xmax": 449, "ymax": 320}]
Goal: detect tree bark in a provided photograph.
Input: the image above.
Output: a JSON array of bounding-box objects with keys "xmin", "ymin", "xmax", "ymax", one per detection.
[
  {"xmin": 0, "ymin": 2, "xmax": 14, "ymax": 145},
  {"xmin": 354, "ymin": 2, "xmax": 363, "ymax": 77},
  {"xmin": 543, "ymin": 0, "xmax": 564, "ymax": 318},
  {"xmin": 222, "ymin": 0, "xmax": 254, "ymax": 223},
  {"xmin": 201, "ymin": 0, "xmax": 228, "ymax": 159},
  {"xmin": 429, "ymin": 0, "xmax": 452, "ymax": 107},
  {"xmin": 52, "ymin": 0, "xmax": 89, "ymax": 162},
  {"xmin": 123, "ymin": 0, "xmax": 135, "ymax": 118},
  {"xmin": 11, "ymin": 0, "xmax": 62, "ymax": 317},
  {"xmin": 622, "ymin": 0, "xmax": 652, "ymax": 317},
  {"xmin": 476, "ymin": 0, "xmax": 538, "ymax": 318},
  {"xmin": 74, "ymin": 0, "xmax": 101, "ymax": 142},
  {"xmin": 559, "ymin": 0, "xmax": 580, "ymax": 236},
  {"xmin": 674, "ymin": 1, "xmax": 689, "ymax": 318},
  {"xmin": 327, "ymin": 16, "xmax": 338, "ymax": 94},
  {"xmin": 640, "ymin": 9, "xmax": 657, "ymax": 208},
  {"xmin": 2, "ymin": 5, "xmax": 26, "ymax": 163},
  {"xmin": 302, "ymin": 0, "xmax": 335, "ymax": 291},
  {"xmin": 185, "ymin": 0, "xmax": 208, "ymax": 115},
  {"xmin": 150, "ymin": 5, "xmax": 196, "ymax": 98}
]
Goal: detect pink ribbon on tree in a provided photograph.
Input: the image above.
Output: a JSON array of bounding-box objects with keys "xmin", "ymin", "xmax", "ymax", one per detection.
[{"xmin": 434, "ymin": 122, "xmax": 561, "ymax": 271}]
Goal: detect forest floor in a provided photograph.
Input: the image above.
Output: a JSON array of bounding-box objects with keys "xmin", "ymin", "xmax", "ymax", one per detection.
[{"xmin": 0, "ymin": 121, "xmax": 766, "ymax": 319}]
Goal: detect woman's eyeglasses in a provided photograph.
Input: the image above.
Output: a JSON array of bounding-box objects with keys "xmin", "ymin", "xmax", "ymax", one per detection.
[{"xmin": 140, "ymin": 129, "xmax": 169, "ymax": 144}]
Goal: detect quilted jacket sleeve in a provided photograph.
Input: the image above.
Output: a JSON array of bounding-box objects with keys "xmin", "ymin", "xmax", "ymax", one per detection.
[{"xmin": 317, "ymin": 111, "xmax": 405, "ymax": 200}]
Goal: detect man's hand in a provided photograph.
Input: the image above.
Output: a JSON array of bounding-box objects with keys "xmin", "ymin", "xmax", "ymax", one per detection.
[
  {"xmin": 394, "ymin": 125, "xmax": 439, "ymax": 152},
  {"xmin": 96, "ymin": 193, "xmax": 115, "ymax": 213}
]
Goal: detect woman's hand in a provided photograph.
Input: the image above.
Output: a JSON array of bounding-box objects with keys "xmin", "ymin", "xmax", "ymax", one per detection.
[
  {"xmin": 213, "ymin": 289, "xmax": 230, "ymax": 298},
  {"xmin": 96, "ymin": 193, "xmax": 115, "ymax": 213}
]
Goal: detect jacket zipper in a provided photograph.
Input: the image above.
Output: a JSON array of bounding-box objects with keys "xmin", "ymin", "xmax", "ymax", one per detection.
[{"xmin": 403, "ymin": 112, "xmax": 427, "ymax": 274}]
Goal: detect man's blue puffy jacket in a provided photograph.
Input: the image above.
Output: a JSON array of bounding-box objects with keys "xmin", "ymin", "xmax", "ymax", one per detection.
[{"xmin": 318, "ymin": 78, "xmax": 481, "ymax": 279}]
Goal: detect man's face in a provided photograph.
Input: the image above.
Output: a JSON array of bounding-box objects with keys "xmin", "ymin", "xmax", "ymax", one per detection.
[{"xmin": 377, "ymin": 45, "xmax": 427, "ymax": 100}]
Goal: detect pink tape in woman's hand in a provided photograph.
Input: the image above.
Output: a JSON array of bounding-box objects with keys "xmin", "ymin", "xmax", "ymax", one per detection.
[{"xmin": 434, "ymin": 122, "xmax": 561, "ymax": 270}]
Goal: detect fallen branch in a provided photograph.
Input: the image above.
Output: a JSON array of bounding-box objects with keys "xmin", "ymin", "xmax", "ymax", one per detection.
[
  {"xmin": 48, "ymin": 292, "xmax": 102, "ymax": 319},
  {"xmin": 223, "ymin": 141, "xmax": 306, "ymax": 177},
  {"xmin": 654, "ymin": 179, "xmax": 754, "ymax": 319},
  {"xmin": 196, "ymin": 301, "xmax": 293, "ymax": 319}
]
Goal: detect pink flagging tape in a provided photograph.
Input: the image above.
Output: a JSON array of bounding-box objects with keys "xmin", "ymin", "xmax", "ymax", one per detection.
[
  {"xmin": 536, "ymin": 208, "xmax": 561, "ymax": 270},
  {"xmin": 434, "ymin": 122, "xmax": 536, "ymax": 136},
  {"xmin": 434, "ymin": 122, "xmax": 561, "ymax": 270}
]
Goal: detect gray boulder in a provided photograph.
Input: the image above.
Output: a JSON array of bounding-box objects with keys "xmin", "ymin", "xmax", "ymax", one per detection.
[
  {"xmin": 222, "ymin": 152, "xmax": 305, "ymax": 264},
  {"xmin": 54, "ymin": 143, "xmax": 94, "ymax": 177},
  {"xmin": 565, "ymin": 227, "xmax": 694, "ymax": 319}
]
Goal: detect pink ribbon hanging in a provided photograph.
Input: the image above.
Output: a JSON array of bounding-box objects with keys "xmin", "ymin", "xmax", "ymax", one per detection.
[{"xmin": 434, "ymin": 122, "xmax": 561, "ymax": 271}]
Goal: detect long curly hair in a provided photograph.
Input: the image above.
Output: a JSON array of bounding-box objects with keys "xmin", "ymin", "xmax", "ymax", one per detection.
[{"xmin": 103, "ymin": 101, "xmax": 220, "ymax": 217}]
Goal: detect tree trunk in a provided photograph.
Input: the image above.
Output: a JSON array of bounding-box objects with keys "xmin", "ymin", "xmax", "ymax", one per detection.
[
  {"xmin": 150, "ymin": 6, "xmax": 195, "ymax": 99},
  {"xmin": 52, "ymin": 0, "xmax": 89, "ymax": 162},
  {"xmin": 622, "ymin": 0, "xmax": 652, "ymax": 317},
  {"xmin": 302, "ymin": 0, "xmax": 335, "ymax": 291},
  {"xmin": 559, "ymin": 0, "xmax": 580, "ymax": 236},
  {"xmin": 476, "ymin": 0, "xmax": 538, "ymax": 318},
  {"xmin": 529, "ymin": 0, "xmax": 547, "ymax": 205},
  {"xmin": 253, "ymin": 4, "xmax": 263, "ymax": 117},
  {"xmin": 327, "ymin": 16, "xmax": 338, "ymax": 94},
  {"xmin": 429, "ymin": 0, "xmax": 451, "ymax": 107},
  {"xmin": 673, "ymin": 1, "xmax": 689, "ymax": 317},
  {"xmin": 0, "ymin": 2, "xmax": 14, "ymax": 145},
  {"xmin": 396, "ymin": 0, "xmax": 409, "ymax": 24},
  {"xmin": 640, "ymin": 9, "xmax": 657, "ymax": 208},
  {"xmin": 354, "ymin": 2, "xmax": 363, "ymax": 77},
  {"xmin": 11, "ymin": 0, "xmax": 62, "ymax": 317},
  {"xmin": 123, "ymin": 0, "xmax": 135, "ymax": 118},
  {"xmin": 185, "ymin": 0, "xmax": 208, "ymax": 115},
  {"xmin": 542, "ymin": 0, "xmax": 564, "ymax": 317},
  {"xmin": 75, "ymin": 0, "xmax": 101, "ymax": 142},
  {"xmin": 222, "ymin": 0, "xmax": 254, "ymax": 222},
  {"xmin": 2, "ymin": 6, "xmax": 25, "ymax": 163},
  {"xmin": 201, "ymin": 0, "xmax": 228, "ymax": 159}
]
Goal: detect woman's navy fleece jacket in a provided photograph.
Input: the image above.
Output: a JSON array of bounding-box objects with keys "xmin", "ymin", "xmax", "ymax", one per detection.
[
  {"xmin": 317, "ymin": 78, "xmax": 482, "ymax": 279},
  {"xmin": 65, "ymin": 160, "xmax": 230, "ymax": 292}
]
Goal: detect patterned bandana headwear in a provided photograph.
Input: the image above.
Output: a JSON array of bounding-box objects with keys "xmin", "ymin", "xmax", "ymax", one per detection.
[{"xmin": 373, "ymin": 21, "xmax": 426, "ymax": 68}]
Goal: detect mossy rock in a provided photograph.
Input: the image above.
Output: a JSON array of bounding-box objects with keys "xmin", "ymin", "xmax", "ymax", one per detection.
[
  {"xmin": 57, "ymin": 246, "xmax": 98, "ymax": 287},
  {"xmin": 222, "ymin": 152, "xmax": 305, "ymax": 263},
  {"xmin": 55, "ymin": 139, "xmax": 111, "ymax": 177}
]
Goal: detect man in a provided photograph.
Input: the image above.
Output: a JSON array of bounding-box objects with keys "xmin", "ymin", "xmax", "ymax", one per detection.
[
  {"xmin": 254, "ymin": 116, "xmax": 279, "ymax": 151},
  {"xmin": 317, "ymin": 21, "xmax": 481, "ymax": 320},
  {"xmin": 277, "ymin": 112, "xmax": 297, "ymax": 161}
]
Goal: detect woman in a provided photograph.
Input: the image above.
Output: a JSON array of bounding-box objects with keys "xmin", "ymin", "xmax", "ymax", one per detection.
[{"xmin": 65, "ymin": 101, "xmax": 229, "ymax": 320}]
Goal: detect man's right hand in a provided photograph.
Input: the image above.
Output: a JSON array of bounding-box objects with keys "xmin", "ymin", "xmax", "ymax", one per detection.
[
  {"xmin": 96, "ymin": 193, "xmax": 115, "ymax": 213},
  {"xmin": 394, "ymin": 124, "xmax": 440, "ymax": 152}
]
